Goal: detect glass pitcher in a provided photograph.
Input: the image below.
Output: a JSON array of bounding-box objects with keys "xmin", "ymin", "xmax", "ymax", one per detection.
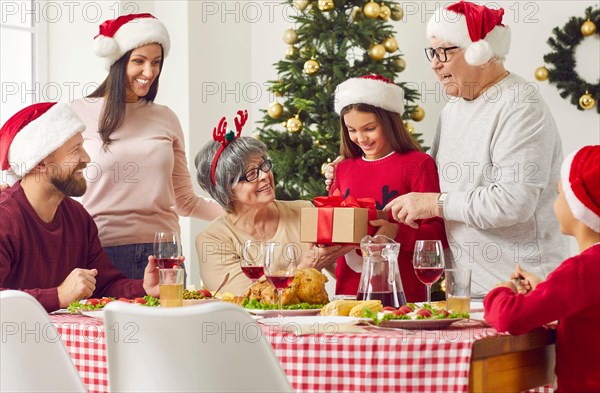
[{"xmin": 356, "ymin": 235, "xmax": 407, "ymax": 308}]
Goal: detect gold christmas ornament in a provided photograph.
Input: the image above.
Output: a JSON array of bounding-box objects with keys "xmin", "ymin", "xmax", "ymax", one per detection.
[
  {"xmin": 267, "ymin": 101, "xmax": 284, "ymax": 119},
  {"xmin": 404, "ymin": 122, "xmax": 415, "ymax": 134},
  {"xmin": 275, "ymin": 91, "xmax": 283, "ymax": 97},
  {"xmin": 379, "ymin": 4, "xmax": 391, "ymax": 21},
  {"xmin": 534, "ymin": 66, "xmax": 549, "ymax": 81},
  {"xmin": 283, "ymin": 28, "xmax": 298, "ymax": 45},
  {"xmin": 363, "ymin": 1, "xmax": 380, "ymax": 19},
  {"xmin": 351, "ymin": 6, "xmax": 363, "ymax": 22},
  {"xmin": 286, "ymin": 116, "xmax": 303, "ymax": 133},
  {"xmin": 579, "ymin": 92, "xmax": 596, "ymax": 110},
  {"xmin": 390, "ymin": 5, "xmax": 404, "ymax": 21},
  {"xmin": 285, "ymin": 45, "xmax": 299, "ymax": 60},
  {"xmin": 304, "ymin": 58, "xmax": 321, "ymax": 74},
  {"xmin": 293, "ymin": 0, "xmax": 310, "ymax": 11},
  {"xmin": 392, "ymin": 57, "xmax": 406, "ymax": 72},
  {"xmin": 369, "ymin": 44, "xmax": 386, "ymax": 61},
  {"xmin": 581, "ymin": 19, "xmax": 597, "ymax": 36},
  {"xmin": 318, "ymin": 0, "xmax": 334, "ymax": 12},
  {"xmin": 383, "ymin": 37, "xmax": 398, "ymax": 53},
  {"xmin": 410, "ymin": 106, "xmax": 425, "ymax": 122}
]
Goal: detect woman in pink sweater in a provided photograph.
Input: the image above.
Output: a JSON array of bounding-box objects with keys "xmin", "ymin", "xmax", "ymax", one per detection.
[{"xmin": 70, "ymin": 14, "xmax": 223, "ymax": 278}]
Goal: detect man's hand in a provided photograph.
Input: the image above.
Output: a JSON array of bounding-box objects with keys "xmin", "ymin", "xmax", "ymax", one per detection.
[
  {"xmin": 370, "ymin": 219, "xmax": 399, "ymax": 240},
  {"xmin": 143, "ymin": 255, "xmax": 163, "ymax": 297},
  {"xmin": 300, "ymin": 244, "xmax": 354, "ymax": 271},
  {"xmin": 0, "ymin": 183, "xmax": 9, "ymax": 192},
  {"xmin": 510, "ymin": 265, "xmax": 543, "ymax": 294},
  {"xmin": 383, "ymin": 192, "xmax": 440, "ymax": 229},
  {"xmin": 324, "ymin": 156, "xmax": 343, "ymax": 192},
  {"xmin": 57, "ymin": 268, "xmax": 98, "ymax": 308}
]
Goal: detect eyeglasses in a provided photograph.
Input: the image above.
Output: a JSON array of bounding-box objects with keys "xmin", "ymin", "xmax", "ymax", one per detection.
[
  {"xmin": 424, "ymin": 46, "xmax": 460, "ymax": 63},
  {"xmin": 239, "ymin": 159, "xmax": 272, "ymax": 182}
]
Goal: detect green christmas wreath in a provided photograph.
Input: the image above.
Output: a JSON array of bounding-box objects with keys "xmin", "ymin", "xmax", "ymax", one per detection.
[{"xmin": 543, "ymin": 6, "xmax": 599, "ymax": 112}]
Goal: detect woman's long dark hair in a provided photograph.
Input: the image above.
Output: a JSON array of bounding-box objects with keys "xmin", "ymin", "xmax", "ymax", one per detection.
[
  {"xmin": 87, "ymin": 46, "xmax": 164, "ymax": 149},
  {"xmin": 339, "ymin": 103, "xmax": 422, "ymax": 159}
]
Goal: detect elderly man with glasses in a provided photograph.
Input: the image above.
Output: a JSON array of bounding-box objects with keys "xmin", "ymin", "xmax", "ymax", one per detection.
[
  {"xmin": 384, "ymin": 1, "xmax": 566, "ymax": 297},
  {"xmin": 193, "ymin": 135, "xmax": 352, "ymax": 295}
]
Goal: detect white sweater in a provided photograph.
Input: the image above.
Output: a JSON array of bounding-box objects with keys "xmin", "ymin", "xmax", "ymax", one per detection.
[{"xmin": 430, "ymin": 73, "xmax": 567, "ymax": 297}]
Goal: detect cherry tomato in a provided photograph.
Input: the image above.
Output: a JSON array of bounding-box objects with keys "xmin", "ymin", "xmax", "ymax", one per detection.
[
  {"xmin": 133, "ymin": 297, "xmax": 147, "ymax": 304},
  {"xmin": 392, "ymin": 309, "xmax": 407, "ymax": 316},
  {"xmin": 416, "ymin": 309, "xmax": 433, "ymax": 318},
  {"xmin": 99, "ymin": 298, "xmax": 113, "ymax": 305},
  {"xmin": 85, "ymin": 298, "xmax": 99, "ymax": 306},
  {"xmin": 117, "ymin": 298, "xmax": 132, "ymax": 303},
  {"xmin": 398, "ymin": 305, "xmax": 413, "ymax": 314},
  {"xmin": 437, "ymin": 309, "xmax": 450, "ymax": 318},
  {"xmin": 382, "ymin": 306, "xmax": 397, "ymax": 312},
  {"xmin": 198, "ymin": 289, "xmax": 212, "ymax": 298}
]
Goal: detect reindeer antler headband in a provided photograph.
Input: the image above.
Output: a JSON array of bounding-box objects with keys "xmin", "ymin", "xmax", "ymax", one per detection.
[{"xmin": 210, "ymin": 109, "xmax": 249, "ymax": 185}]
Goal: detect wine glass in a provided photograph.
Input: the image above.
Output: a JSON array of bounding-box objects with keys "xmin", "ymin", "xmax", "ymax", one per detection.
[
  {"xmin": 263, "ymin": 242, "xmax": 298, "ymax": 319},
  {"xmin": 240, "ymin": 240, "xmax": 264, "ymax": 283},
  {"xmin": 153, "ymin": 231, "xmax": 182, "ymax": 269},
  {"xmin": 412, "ymin": 240, "xmax": 445, "ymax": 304}
]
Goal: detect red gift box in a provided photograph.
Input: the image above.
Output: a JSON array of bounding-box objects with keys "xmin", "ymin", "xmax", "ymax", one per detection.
[{"xmin": 300, "ymin": 191, "xmax": 388, "ymax": 244}]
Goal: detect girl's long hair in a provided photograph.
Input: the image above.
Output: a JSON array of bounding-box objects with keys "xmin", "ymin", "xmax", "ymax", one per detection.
[
  {"xmin": 87, "ymin": 46, "xmax": 164, "ymax": 149},
  {"xmin": 339, "ymin": 103, "xmax": 422, "ymax": 159}
]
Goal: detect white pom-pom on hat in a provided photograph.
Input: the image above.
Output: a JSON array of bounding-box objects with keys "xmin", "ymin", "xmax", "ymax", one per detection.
[
  {"xmin": 465, "ymin": 40, "xmax": 493, "ymax": 66},
  {"xmin": 92, "ymin": 35, "xmax": 118, "ymax": 58}
]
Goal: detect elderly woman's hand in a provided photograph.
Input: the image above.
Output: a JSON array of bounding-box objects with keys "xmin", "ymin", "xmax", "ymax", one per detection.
[{"xmin": 299, "ymin": 244, "xmax": 355, "ymax": 271}]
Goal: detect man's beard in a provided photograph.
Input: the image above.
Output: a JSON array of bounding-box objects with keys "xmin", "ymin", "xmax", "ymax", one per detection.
[{"xmin": 49, "ymin": 165, "xmax": 87, "ymax": 197}]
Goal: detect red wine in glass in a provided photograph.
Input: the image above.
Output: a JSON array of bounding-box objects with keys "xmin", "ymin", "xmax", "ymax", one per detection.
[
  {"xmin": 156, "ymin": 257, "xmax": 182, "ymax": 269},
  {"xmin": 242, "ymin": 266, "xmax": 265, "ymax": 281},
  {"xmin": 266, "ymin": 275, "xmax": 294, "ymax": 290},
  {"xmin": 356, "ymin": 291, "xmax": 407, "ymax": 308},
  {"xmin": 414, "ymin": 267, "xmax": 444, "ymax": 285}
]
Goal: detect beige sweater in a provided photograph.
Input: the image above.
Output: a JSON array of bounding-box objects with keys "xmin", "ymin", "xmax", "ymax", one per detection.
[
  {"xmin": 195, "ymin": 200, "xmax": 312, "ymax": 295},
  {"xmin": 70, "ymin": 98, "xmax": 223, "ymax": 246}
]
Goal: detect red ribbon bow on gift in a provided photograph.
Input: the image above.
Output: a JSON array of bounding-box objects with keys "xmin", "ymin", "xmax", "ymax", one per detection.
[{"xmin": 313, "ymin": 189, "xmax": 376, "ymax": 209}]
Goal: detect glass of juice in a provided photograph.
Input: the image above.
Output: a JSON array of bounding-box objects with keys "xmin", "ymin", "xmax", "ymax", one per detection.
[
  {"xmin": 445, "ymin": 269, "xmax": 471, "ymax": 314},
  {"xmin": 159, "ymin": 268, "xmax": 184, "ymax": 307}
]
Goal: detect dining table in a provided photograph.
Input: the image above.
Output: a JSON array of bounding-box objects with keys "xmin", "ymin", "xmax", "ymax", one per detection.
[{"xmin": 49, "ymin": 311, "xmax": 556, "ymax": 393}]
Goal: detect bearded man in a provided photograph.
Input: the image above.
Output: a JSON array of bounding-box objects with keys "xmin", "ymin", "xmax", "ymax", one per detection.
[{"xmin": 0, "ymin": 102, "xmax": 159, "ymax": 312}]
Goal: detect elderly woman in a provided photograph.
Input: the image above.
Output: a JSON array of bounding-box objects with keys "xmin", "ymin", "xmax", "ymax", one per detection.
[{"xmin": 194, "ymin": 135, "xmax": 352, "ymax": 295}]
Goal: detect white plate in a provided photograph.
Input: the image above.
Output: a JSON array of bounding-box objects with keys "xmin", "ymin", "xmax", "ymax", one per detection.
[
  {"xmin": 246, "ymin": 308, "xmax": 322, "ymax": 318},
  {"xmin": 259, "ymin": 316, "xmax": 368, "ymax": 334},
  {"xmin": 79, "ymin": 310, "xmax": 105, "ymax": 319},
  {"xmin": 379, "ymin": 318, "xmax": 465, "ymax": 330}
]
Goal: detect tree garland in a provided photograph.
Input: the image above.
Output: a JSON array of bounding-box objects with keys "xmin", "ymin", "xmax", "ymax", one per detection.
[{"xmin": 543, "ymin": 6, "xmax": 599, "ymax": 113}]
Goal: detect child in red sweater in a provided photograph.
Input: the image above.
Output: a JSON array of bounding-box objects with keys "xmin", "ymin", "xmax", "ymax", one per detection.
[
  {"xmin": 330, "ymin": 75, "xmax": 448, "ymax": 302},
  {"xmin": 484, "ymin": 145, "xmax": 600, "ymax": 392}
]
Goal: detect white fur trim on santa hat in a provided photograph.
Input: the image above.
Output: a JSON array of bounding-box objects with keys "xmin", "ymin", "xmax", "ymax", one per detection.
[
  {"xmin": 94, "ymin": 17, "xmax": 170, "ymax": 69},
  {"xmin": 426, "ymin": 8, "xmax": 511, "ymax": 66},
  {"xmin": 334, "ymin": 78, "xmax": 405, "ymax": 115},
  {"xmin": 561, "ymin": 150, "xmax": 600, "ymax": 233},
  {"xmin": 7, "ymin": 102, "xmax": 85, "ymax": 178}
]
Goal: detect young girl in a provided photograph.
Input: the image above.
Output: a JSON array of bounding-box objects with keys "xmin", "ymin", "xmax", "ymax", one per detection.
[
  {"xmin": 484, "ymin": 145, "xmax": 600, "ymax": 393},
  {"xmin": 330, "ymin": 74, "xmax": 448, "ymax": 302}
]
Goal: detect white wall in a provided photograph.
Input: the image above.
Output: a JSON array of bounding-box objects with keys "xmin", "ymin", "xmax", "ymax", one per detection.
[{"xmin": 40, "ymin": 0, "xmax": 599, "ymax": 286}]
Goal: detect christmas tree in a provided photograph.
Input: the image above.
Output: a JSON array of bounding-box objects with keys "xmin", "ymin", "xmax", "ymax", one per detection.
[{"xmin": 256, "ymin": 0, "xmax": 426, "ymax": 200}]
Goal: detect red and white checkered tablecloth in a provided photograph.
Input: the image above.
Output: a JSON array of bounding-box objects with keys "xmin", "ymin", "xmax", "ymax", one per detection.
[{"xmin": 50, "ymin": 315, "xmax": 554, "ymax": 393}]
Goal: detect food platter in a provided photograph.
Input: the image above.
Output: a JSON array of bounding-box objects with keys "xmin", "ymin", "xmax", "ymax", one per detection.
[
  {"xmin": 246, "ymin": 308, "xmax": 322, "ymax": 318},
  {"xmin": 379, "ymin": 317, "xmax": 465, "ymax": 330},
  {"xmin": 79, "ymin": 310, "xmax": 105, "ymax": 319}
]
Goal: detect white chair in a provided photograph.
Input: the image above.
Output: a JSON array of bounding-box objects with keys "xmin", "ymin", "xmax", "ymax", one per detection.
[
  {"xmin": 0, "ymin": 290, "xmax": 86, "ymax": 392},
  {"xmin": 103, "ymin": 301, "xmax": 293, "ymax": 393}
]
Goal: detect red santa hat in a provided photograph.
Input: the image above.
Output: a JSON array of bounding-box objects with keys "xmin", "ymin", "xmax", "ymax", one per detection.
[
  {"xmin": 334, "ymin": 74, "xmax": 405, "ymax": 115},
  {"xmin": 426, "ymin": 1, "xmax": 511, "ymax": 66},
  {"xmin": 561, "ymin": 145, "xmax": 600, "ymax": 233},
  {"xmin": 93, "ymin": 13, "xmax": 170, "ymax": 69},
  {"xmin": 0, "ymin": 102, "xmax": 85, "ymax": 178}
]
